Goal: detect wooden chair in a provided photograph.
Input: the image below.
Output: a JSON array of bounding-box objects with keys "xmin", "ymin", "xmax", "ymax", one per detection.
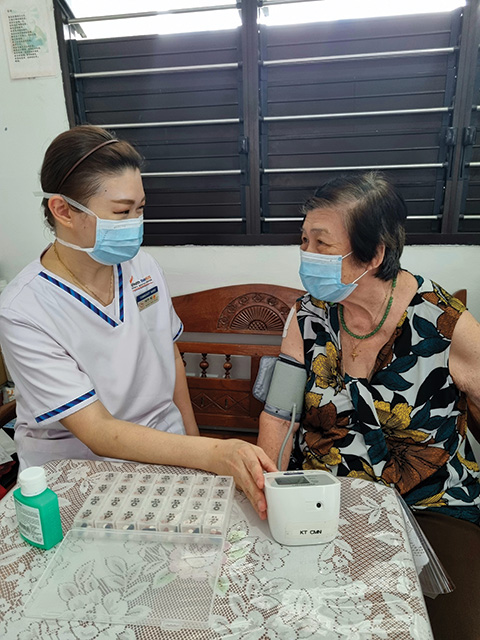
[
  {"xmin": 0, "ymin": 400, "xmax": 18, "ymax": 496},
  {"xmin": 453, "ymin": 289, "xmax": 466, "ymax": 306},
  {"xmin": 0, "ymin": 400, "xmax": 16, "ymax": 428},
  {"xmin": 173, "ymin": 284, "xmax": 304, "ymax": 443}
]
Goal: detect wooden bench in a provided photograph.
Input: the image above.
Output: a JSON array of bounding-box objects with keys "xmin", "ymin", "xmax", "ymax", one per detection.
[
  {"xmin": 173, "ymin": 284, "xmax": 304, "ymax": 443},
  {"xmin": 453, "ymin": 290, "xmax": 480, "ymax": 444}
]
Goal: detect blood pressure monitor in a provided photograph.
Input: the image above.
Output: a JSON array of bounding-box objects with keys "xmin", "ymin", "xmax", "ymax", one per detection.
[{"xmin": 264, "ymin": 470, "xmax": 341, "ymax": 546}]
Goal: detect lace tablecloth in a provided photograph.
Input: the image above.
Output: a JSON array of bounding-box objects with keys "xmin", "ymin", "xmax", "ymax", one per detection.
[{"xmin": 0, "ymin": 459, "xmax": 433, "ymax": 640}]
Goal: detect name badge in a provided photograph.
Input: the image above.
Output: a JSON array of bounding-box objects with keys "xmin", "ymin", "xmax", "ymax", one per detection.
[{"xmin": 136, "ymin": 286, "xmax": 159, "ymax": 311}]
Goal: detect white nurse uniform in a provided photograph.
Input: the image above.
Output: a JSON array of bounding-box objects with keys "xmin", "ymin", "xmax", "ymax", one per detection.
[{"xmin": 0, "ymin": 249, "xmax": 185, "ymax": 471}]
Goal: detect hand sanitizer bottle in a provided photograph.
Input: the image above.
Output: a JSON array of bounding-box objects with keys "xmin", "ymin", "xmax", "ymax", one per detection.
[{"xmin": 13, "ymin": 467, "xmax": 63, "ymax": 549}]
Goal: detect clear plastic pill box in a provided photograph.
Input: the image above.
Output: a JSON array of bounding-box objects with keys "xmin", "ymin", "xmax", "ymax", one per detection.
[{"xmin": 73, "ymin": 471, "xmax": 235, "ymax": 537}]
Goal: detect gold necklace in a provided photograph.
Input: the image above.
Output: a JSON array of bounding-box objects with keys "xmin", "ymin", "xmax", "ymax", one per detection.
[
  {"xmin": 344, "ymin": 278, "xmax": 396, "ymax": 361},
  {"xmin": 53, "ymin": 243, "xmax": 114, "ymax": 306}
]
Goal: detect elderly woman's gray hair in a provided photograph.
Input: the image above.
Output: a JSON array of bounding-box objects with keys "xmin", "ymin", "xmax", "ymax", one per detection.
[{"xmin": 302, "ymin": 171, "xmax": 407, "ymax": 281}]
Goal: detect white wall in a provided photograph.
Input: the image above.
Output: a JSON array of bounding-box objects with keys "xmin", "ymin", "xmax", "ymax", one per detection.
[
  {"xmin": 145, "ymin": 245, "xmax": 480, "ymax": 318},
  {"xmin": 0, "ymin": 2, "xmax": 69, "ymax": 284},
  {"xmin": 0, "ymin": 1, "xmax": 479, "ymax": 319}
]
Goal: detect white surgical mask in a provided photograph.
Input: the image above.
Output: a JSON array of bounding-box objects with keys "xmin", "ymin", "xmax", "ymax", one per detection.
[
  {"xmin": 42, "ymin": 193, "xmax": 144, "ymax": 266},
  {"xmin": 299, "ymin": 249, "xmax": 368, "ymax": 303}
]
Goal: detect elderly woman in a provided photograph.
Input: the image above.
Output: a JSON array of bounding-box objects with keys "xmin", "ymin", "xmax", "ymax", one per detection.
[{"xmin": 257, "ymin": 172, "xmax": 480, "ymax": 640}]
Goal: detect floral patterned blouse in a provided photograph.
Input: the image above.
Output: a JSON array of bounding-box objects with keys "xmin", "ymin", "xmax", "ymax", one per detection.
[{"xmin": 292, "ymin": 275, "xmax": 480, "ymax": 525}]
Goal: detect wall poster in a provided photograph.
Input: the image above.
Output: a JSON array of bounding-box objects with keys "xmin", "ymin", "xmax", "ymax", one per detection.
[{"xmin": 1, "ymin": 0, "xmax": 57, "ymax": 79}]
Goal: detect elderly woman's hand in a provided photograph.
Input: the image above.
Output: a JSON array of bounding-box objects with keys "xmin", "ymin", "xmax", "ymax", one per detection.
[{"xmin": 205, "ymin": 438, "xmax": 278, "ymax": 519}]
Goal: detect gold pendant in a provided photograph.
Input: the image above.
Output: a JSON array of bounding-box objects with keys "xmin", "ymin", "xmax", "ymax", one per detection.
[{"xmin": 351, "ymin": 349, "xmax": 358, "ymax": 361}]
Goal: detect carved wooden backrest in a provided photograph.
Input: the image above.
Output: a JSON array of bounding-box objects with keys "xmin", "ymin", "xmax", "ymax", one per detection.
[{"xmin": 173, "ymin": 283, "xmax": 303, "ymax": 335}]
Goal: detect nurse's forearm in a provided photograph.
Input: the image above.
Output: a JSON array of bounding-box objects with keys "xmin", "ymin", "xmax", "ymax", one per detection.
[
  {"xmin": 173, "ymin": 344, "xmax": 200, "ymax": 436},
  {"xmin": 62, "ymin": 401, "xmax": 202, "ymax": 466}
]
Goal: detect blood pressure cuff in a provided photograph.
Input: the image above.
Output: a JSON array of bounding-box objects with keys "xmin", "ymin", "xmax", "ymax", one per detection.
[{"xmin": 253, "ymin": 353, "xmax": 307, "ymax": 422}]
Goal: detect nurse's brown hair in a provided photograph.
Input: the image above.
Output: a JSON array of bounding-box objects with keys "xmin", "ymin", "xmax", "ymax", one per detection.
[{"xmin": 40, "ymin": 125, "xmax": 143, "ymax": 230}]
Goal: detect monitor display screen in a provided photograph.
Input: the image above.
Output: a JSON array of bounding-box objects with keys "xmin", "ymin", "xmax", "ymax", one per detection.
[{"xmin": 275, "ymin": 475, "xmax": 309, "ymax": 486}]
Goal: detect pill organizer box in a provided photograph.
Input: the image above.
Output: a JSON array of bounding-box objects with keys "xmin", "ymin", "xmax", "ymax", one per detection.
[{"xmin": 73, "ymin": 471, "xmax": 235, "ymax": 536}]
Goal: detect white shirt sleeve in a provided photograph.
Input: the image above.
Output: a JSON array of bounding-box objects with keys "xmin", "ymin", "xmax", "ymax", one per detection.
[
  {"xmin": 171, "ymin": 309, "xmax": 183, "ymax": 342},
  {"xmin": 0, "ymin": 310, "xmax": 97, "ymax": 427},
  {"xmin": 282, "ymin": 305, "xmax": 297, "ymax": 338},
  {"xmin": 150, "ymin": 260, "xmax": 183, "ymax": 342}
]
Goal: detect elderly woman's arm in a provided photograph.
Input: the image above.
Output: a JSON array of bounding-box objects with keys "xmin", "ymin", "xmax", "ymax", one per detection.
[
  {"xmin": 449, "ymin": 310, "xmax": 480, "ymax": 415},
  {"xmin": 258, "ymin": 413, "xmax": 299, "ymax": 470},
  {"xmin": 257, "ymin": 309, "xmax": 305, "ymax": 470}
]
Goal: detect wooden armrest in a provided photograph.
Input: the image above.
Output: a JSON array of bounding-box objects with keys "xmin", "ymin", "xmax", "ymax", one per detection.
[{"xmin": 0, "ymin": 401, "xmax": 16, "ymax": 428}]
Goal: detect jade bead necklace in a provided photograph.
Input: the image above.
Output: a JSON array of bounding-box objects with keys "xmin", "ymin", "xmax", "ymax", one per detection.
[{"xmin": 339, "ymin": 276, "xmax": 397, "ymax": 359}]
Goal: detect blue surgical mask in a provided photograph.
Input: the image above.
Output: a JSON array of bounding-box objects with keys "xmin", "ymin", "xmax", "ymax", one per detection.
[
  {"xmin": 42, "ymin": 193, "xmax": 144, "ymax": 266},
  {"xmin": 299, "ymin": 249, "xmax": 368, "ymax": 303}
]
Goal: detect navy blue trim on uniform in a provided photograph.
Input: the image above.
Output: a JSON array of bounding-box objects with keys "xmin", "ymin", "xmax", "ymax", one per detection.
[
  {"xmin": 117, "ymin": 264, "xmax": 124, "ymax": 322},
  {"xmin": 173, "ymin": 322, "xmax": 183, "ymax": 342},
  {"xmin": 39, "ymin": 271, "xmax": 118, "ymax": 327},
  {"xmin": 35, "ymin": 389, "xmax": 96, "ymax": 424}
]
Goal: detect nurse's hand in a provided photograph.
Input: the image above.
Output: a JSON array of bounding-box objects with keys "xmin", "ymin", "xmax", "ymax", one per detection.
[{"xmin": 205, "ymin": 439, "xmax": 277, "ymax": 520}]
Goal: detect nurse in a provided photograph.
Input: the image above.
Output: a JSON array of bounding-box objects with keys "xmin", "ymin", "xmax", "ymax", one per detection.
[{"xmin": 0, "ymin": 125, "xmax": 275, "ymax": 518}]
